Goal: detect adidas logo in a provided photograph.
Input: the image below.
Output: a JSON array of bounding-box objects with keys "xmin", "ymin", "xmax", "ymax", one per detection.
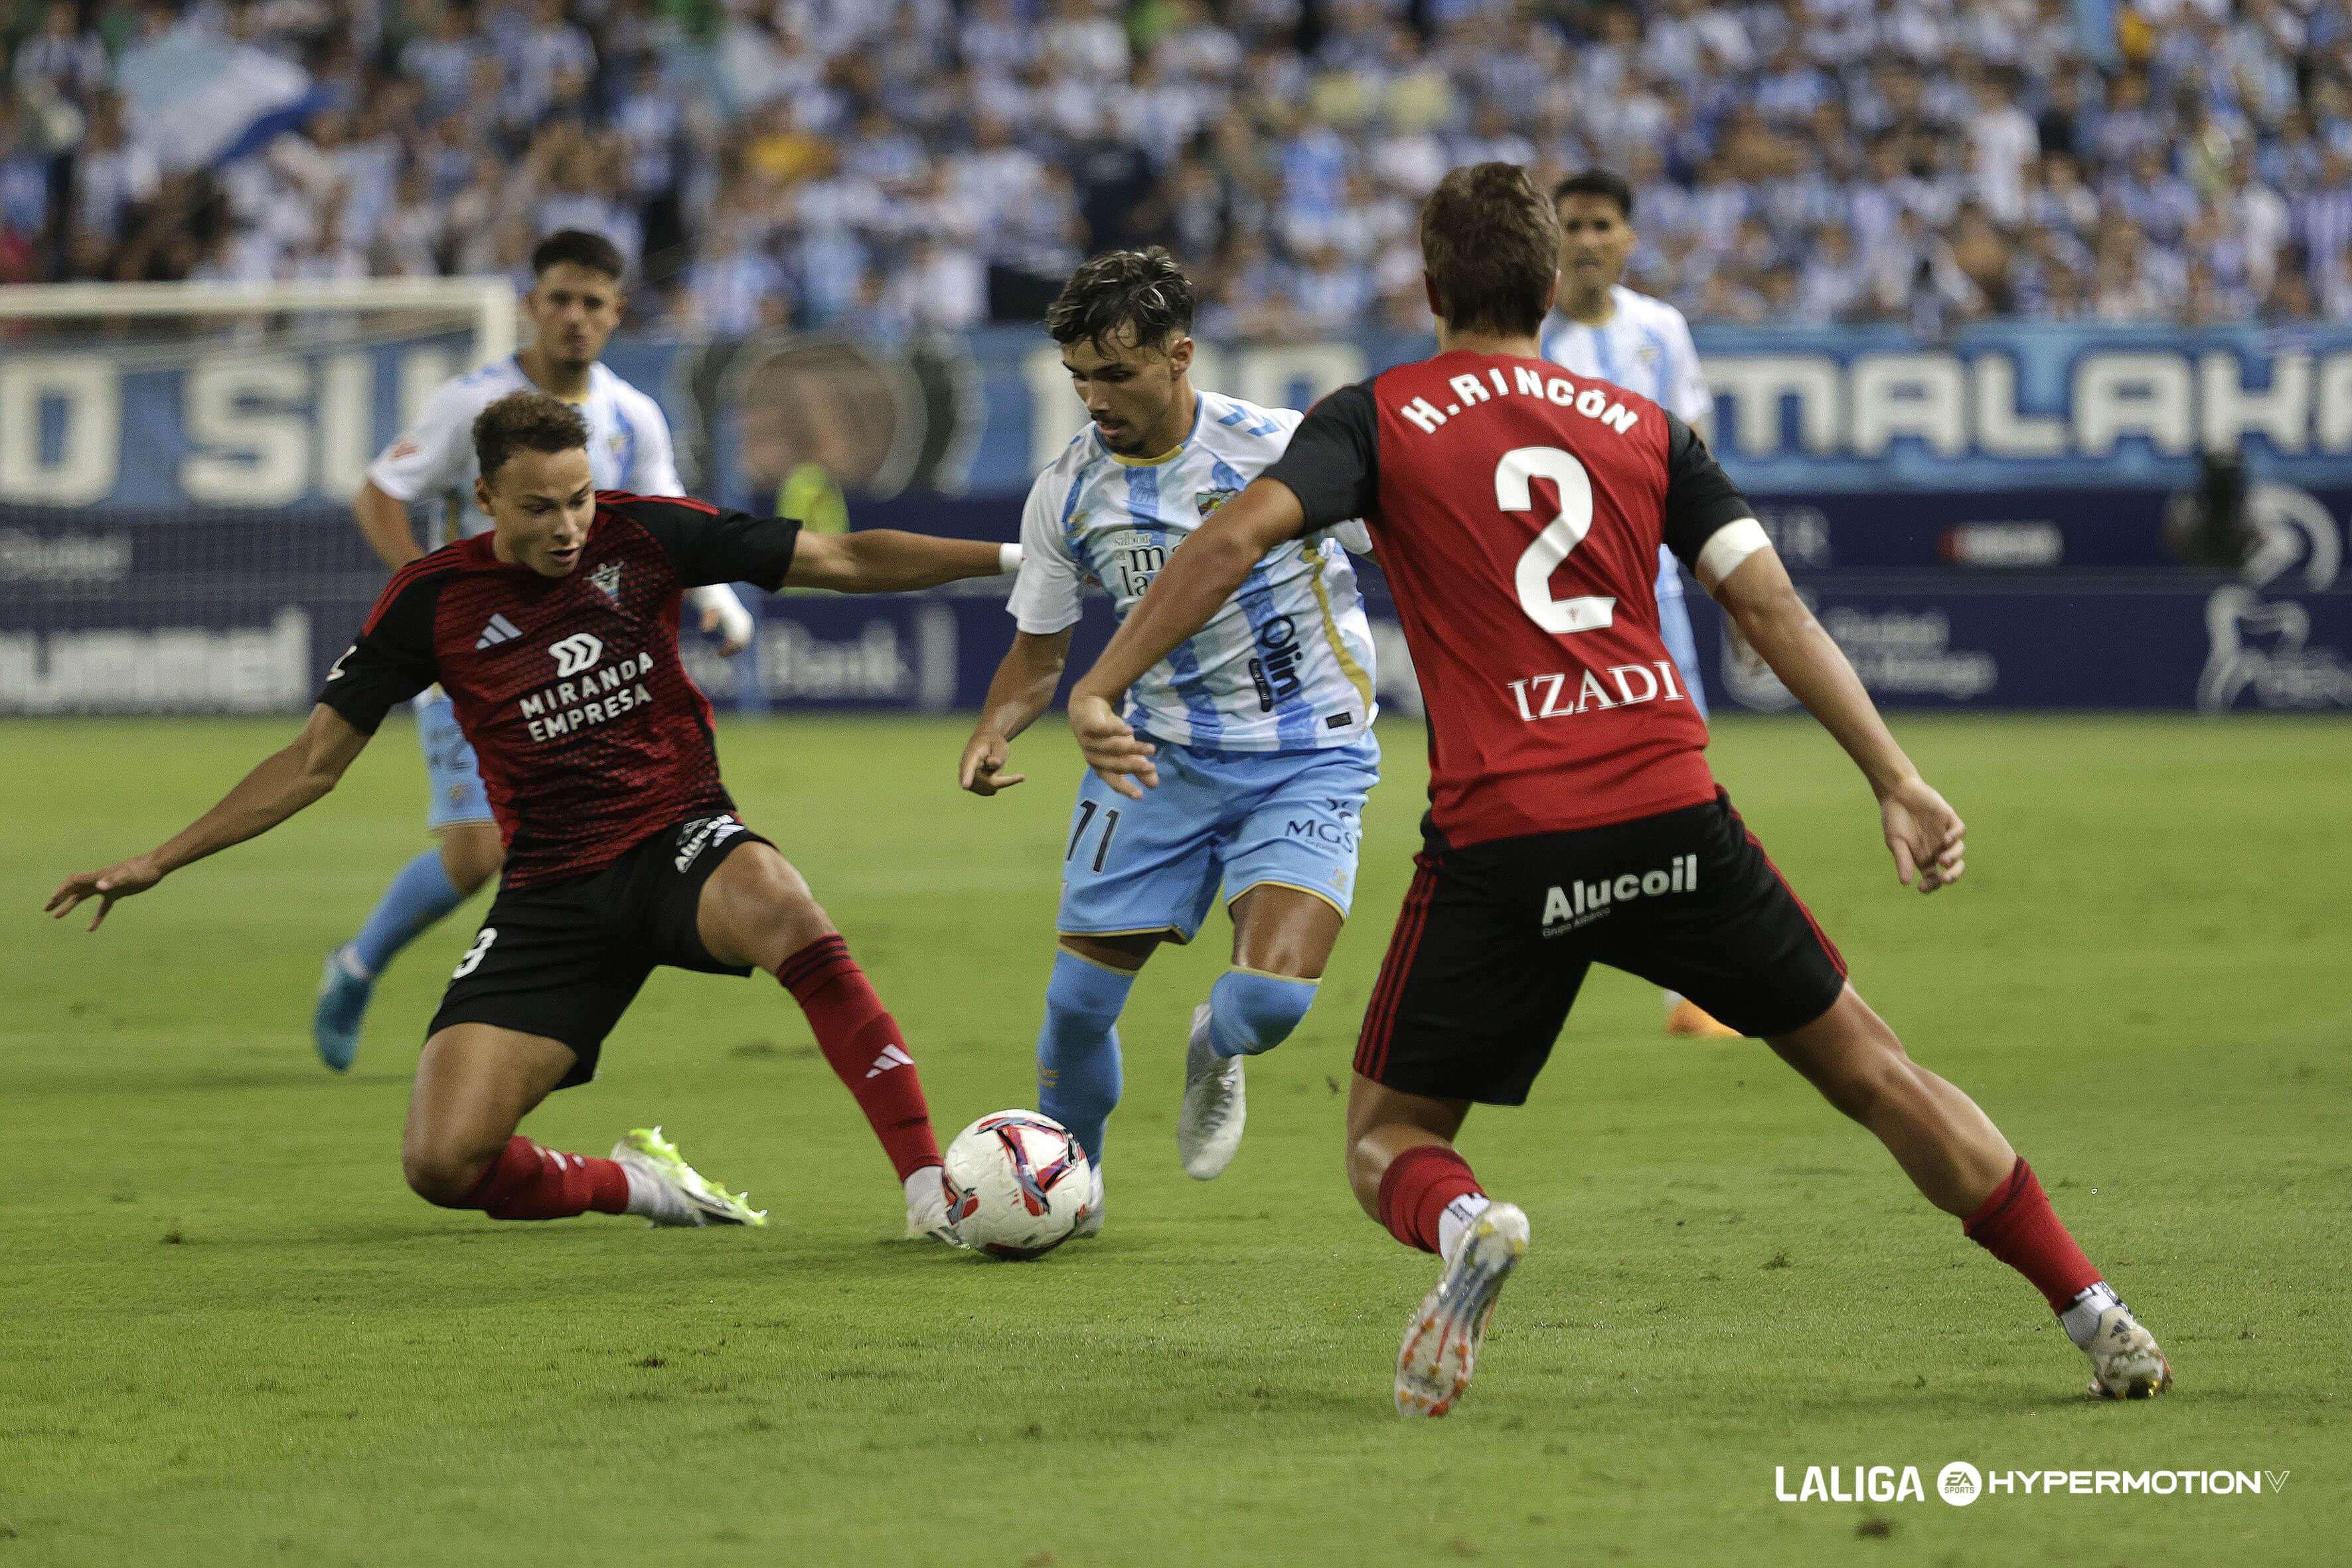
[
  {"xmin": 865, "ymin": 1044, "xmax": 914, "ymax": 1079},
  {"xmin": 475, "ymin": 613, "xmax": 522, "ymax": 649}
]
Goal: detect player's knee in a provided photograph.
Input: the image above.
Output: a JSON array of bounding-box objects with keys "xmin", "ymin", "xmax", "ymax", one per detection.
[
  {"xmin": 716, "ymin": 848, "xmax": 832, "ymax": 954},
  {"xmin": 1206, "ymin": 969, "xmax": 1318, "ymax": 1056},
  {"xmin": 402, "ymin": 1142, "xmax": 491, "ymax": 1208},
  {"xmin": 439, "ymin": 830, "xmax": 503, "ymax": 898}
]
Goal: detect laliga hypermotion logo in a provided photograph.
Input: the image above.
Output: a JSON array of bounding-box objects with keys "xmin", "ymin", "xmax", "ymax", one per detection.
[{"xmin": 2199, "ymin": 483, "xmax": 2352, "ymax": 711}]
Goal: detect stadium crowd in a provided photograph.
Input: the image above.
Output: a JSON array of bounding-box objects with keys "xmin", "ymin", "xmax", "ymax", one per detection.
[{"xmin": 7, "ymin": 0, "xmax": 2352, "ymax": 334}]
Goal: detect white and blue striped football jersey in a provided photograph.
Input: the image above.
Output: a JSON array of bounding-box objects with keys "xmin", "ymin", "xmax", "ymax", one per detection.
[
  {"xmin": 366, "ymin": 356, "xmax": 684, "ymax": 546},
  {"xmin": 1537, "ymin": 285, "xmax": 1713, "ymax": 430},
  {"xmin": 1008, "ymin": 390, "xmax": 1378, "ymax": 753}
]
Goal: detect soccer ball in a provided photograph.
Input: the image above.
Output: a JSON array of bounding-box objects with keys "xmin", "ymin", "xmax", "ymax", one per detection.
[{"xmin": 941, "ymin": 1111, "xmax": 1093, "ymax": 1260}]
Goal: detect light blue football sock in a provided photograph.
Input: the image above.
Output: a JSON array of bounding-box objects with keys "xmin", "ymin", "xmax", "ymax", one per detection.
[
  {"xmin": 347, "ymin": 848, "xmax": 468, "ymax": 978},
  {"xmin": 1205, "ymin": 969, "xmax": 1319, "ymax": 1058},
  {"xmin": 1036, "ymin": 949, "xmax": 1134, "ymax": 1167}
]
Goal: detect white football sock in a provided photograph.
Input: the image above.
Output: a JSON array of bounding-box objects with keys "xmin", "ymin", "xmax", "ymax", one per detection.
[
  {"xmin": 905, "ymin": 1167, "xmax": 947, "ymax": 1216},
  {"xmin": 622, "ymin": 1164, "xmax": 691, "ymax": 1223},
  {"xmin": 1437, "ymin": 1194, "xmax": 1493, "ymax": 1263},
  {"xmin": 2060, "ymin": 1282, "xmax": 2122, "ymax": 1350}
]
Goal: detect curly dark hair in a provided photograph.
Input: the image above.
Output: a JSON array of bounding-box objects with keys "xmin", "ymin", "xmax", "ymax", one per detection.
[
  {"xmin": 473, "ymin": 390, "xmax": 589, "ymax": 483},
  {"xmin": 1046, "ymin": 247, "xmax": 1195, "ymax": 353},
  {"xmin": 1421, "ymin": 163, "xmax": 1561, "ymax": 337}
]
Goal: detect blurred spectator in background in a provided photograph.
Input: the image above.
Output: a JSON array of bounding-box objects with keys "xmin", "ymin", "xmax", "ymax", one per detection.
[{"xmin": 4, "ymin": 0, "xmax": 2350, "ymax": 333}]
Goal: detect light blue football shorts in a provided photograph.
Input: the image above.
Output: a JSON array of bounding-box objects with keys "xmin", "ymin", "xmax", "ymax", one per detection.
[
  {"xmin": 416, "ymin": 689, "xmax": 494, "ymax": 830},
  {"xmin": 1056, "ymin": 734, "xmax": 1381, "ymax": 944}
]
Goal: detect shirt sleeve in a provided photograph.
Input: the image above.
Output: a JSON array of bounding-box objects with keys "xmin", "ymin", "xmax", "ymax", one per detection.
[
  {"xmin": 1663, "ymin": 309, "xmax": 1715, "ymax": 435},
  {"xmin": 364, "ymin": 378, "xmax": 480, "ymax": 503},
  {"xmin": 1659, "ymin": 413, "xmax": 1763, "ymax": 576},
  {"xmin": 621, "ymin": 495, "xmax": 802, "ymax": 591},
  {"xmin": 1004, "ymin": 470, "xmax": 1085, "ymax": 635},
  {"xmin": 1261, "ymin": 380, "xmax": 1378, "ymax": 530},
  {"xmin": 316, "ymin": 571, "xmax": 443, "ymax": 733},
  {"xmin": 623, "ymin": 391, "xmax": 686, "ymax": 496}
]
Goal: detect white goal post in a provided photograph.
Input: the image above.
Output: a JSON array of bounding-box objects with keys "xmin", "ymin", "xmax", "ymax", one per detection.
[{"xmin": 0, "ymin": 275, "xmax": 518, "ymax": 363}]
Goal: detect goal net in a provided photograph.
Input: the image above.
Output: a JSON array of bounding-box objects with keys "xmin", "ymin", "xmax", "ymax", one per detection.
[{"xmin": 0, "ymin": 277, "xmax": 516, "ymax": 715}]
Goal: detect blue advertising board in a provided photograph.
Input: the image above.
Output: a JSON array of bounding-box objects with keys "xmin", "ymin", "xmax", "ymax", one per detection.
[{"xmin": 10, "ymin": 324, "xmax": 2352, "ymax": 510}]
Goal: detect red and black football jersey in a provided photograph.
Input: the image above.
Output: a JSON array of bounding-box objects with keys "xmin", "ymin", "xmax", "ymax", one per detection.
[
  {"xmin": 319, "ymin": 493, "xmax": 799, "ymax": 888},
  {"xmin": 1265, "ymin": 352, "xmax": 1757, "ymax": 848}
]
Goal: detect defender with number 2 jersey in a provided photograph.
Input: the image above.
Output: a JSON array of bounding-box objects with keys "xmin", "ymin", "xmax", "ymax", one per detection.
[
  {"xmin": 321, "ymin": 492, "xmax": 800, "ymax": 889},
  {"xmin": 1267, "ymin": 353, "xmax": 1761, "ymax": 846}
]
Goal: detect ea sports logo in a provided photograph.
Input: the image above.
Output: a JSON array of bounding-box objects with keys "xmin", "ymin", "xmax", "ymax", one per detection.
[
  {"xmin": 1937, "ymin": 1462, "xmax": 1982, "ymax": 1507},
  {"xmin": 550, "ymin": 633, "xmax": 603, "ymax": 678}
]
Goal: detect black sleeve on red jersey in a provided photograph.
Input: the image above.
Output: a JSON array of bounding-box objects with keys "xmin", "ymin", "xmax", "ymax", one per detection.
[
  {"xmin": 316, "ymin": 570, "xmax": 443, "ymax": 734},
  {"xmin": 615, "ymin": 493, "xmax": 803, "ymax": 591},
  {"xmin": 1660, "ymin": 413, "xmax": 1756, "ymax": 570},
  {"xmin": 1263, "ymin": 381, "xmax": 1379, "ymax": 529}
]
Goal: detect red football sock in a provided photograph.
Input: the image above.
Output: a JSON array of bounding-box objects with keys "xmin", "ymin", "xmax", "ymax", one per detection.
[
  {"xmin": 1962, "ymin": 1156, "xmax": 2103, "ymax": 1313},
  {"xmin": 465, "ymin": 1136, "xmax": 630, "ymax": 1221},
  {"xmin": 775, "ymin": 935, "xmax": 943, "ymax": 1181},
  {"xmin": 1376, "ymin": 1142, "xmax": 1484, "ymax": 1254}
]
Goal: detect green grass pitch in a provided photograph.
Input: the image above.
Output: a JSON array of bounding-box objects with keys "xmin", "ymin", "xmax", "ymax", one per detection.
[{"xmin": 3, "ymin": 712, "xmax": 2347, "ymax": 1565}]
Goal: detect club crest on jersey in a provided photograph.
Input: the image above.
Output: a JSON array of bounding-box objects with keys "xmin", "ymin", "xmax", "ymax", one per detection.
[
  {"xmin": 1196, "ymin": 486, "xmax": 1239, "ymax": 519},
  {"xmin": 587, "ymin": 561, "xmax": 623, "ymax": 603}
]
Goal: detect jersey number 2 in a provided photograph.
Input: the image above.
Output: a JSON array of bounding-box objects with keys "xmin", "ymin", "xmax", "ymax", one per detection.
[{"xmin": 1498, "ymin": 446, "xmax": 1615, "ymax": 635}]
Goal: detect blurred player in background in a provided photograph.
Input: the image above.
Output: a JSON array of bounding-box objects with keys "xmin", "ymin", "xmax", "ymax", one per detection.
[
  {"xmin": 1543, "ymin": 170, "xmax": 1737, "ymax": 1040},
  {"xmin": 313, "ymin": 230, "xmax": 757, "ymax": 1071},
  {"xmin": 959, "ymin": 250, "xmax": 1379, "ymax": 1229},
  {"xmin": 1069, "ymin": 165, "xmax": 2169, "ymax": 1417},
  {"xmin": 53, "ymin": 393, "xmax": 1019, "ymax": 1242}
]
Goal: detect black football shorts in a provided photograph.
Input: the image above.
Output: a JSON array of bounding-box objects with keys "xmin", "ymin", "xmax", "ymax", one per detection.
[
  {"xmin": 1354, "ymin": 790, "xmax": 1847, "ymax": 1105},
  {"xmin": 428, "ymin": 813, "xmax": 774, "ymax": 1086}
]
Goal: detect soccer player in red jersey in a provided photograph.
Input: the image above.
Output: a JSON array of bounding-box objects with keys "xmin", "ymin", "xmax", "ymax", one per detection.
[
  {"xmin": 1064, "ymin": 165, "xmax": 2171, "ymax": 1415},
  {"xmin": 48, "ymin": 392, "xmax": 1017, "ymax": 1243}
]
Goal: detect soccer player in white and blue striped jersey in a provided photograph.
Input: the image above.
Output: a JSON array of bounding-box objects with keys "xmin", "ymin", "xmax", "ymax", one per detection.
[
  {"xmin": 1543, "ymin": 169, "xmax": 1739, "ymax": 1039},
  {"xmin": 959, "ymin": 250, "xmax": 1380, "ymax": 1229}
]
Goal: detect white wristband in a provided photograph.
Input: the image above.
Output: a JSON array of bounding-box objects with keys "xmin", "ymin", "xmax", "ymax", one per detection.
[{"xmin": 998, "ymin": 543, "xmax": 1023, "ymax": 574}]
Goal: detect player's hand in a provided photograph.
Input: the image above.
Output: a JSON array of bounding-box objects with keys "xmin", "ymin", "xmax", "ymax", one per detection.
[
  {"xmin": 700, "ymin": 599, "xmax": 755, "ymax": 657},
  {"xmin": 1879, "ymin": 776, "xmax": 1965, "ymax": 894},
  {"xmin": 44, "ymin": 854, "xmax": 165, "ymax": 931},
  {"xmin": 958, "ymin": 730, "xmax": 1027, "ymax": 796},
  {"xmin": 1068, "ymin": 692, "xmax": 1157, "ymax": 801}
]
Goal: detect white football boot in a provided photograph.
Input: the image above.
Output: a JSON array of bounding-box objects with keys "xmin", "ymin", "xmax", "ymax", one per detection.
[
  {"xmin": 611, "ymin": 1127, "xmax": 767, "ymax": 1227},
  {"xmin": 2081, "ymin": 1302, "xmax": 2173, "ymax": 1399},
  {"xmin": 904, "ymin": 1166, "xmax": 963, "ymax": 1247},
  {"xmin": 1394, "ymin": 1202, "xmax": 1530, "ymax": 1418},
  {"xmin": 1070, "ymin": 1164, "xmax": 1106, "ymax": 1240},
  {"xmin": 1176, "ymin": 1003, "xmax": 1246, "ymax": 1180}
]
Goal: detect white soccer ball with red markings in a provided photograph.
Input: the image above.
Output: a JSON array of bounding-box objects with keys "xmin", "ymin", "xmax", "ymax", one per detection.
[{"xmin": 942, "ymin": 1111, "xmax": 1093, "ymax": 1260}]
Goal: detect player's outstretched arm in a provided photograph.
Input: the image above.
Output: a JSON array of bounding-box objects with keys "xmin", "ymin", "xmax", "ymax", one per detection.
[
  {"xmin": 1707, "ymin": 546, "xmax": 1965, "ymax": 893},
  {"xmin": 783, "ymin": 531, "xmax": 1017, "ymax": 594},
  {"xmin": 960, "ymin": 629, "xmax": 1073, "ymax": 797},
  {"xmin": 1065, "ymin": 477, "xmax": 1310, "ymax": 799},
  {"xmin": 44, "ymin": 705, "xmax": 372, "ymax": 931}
]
